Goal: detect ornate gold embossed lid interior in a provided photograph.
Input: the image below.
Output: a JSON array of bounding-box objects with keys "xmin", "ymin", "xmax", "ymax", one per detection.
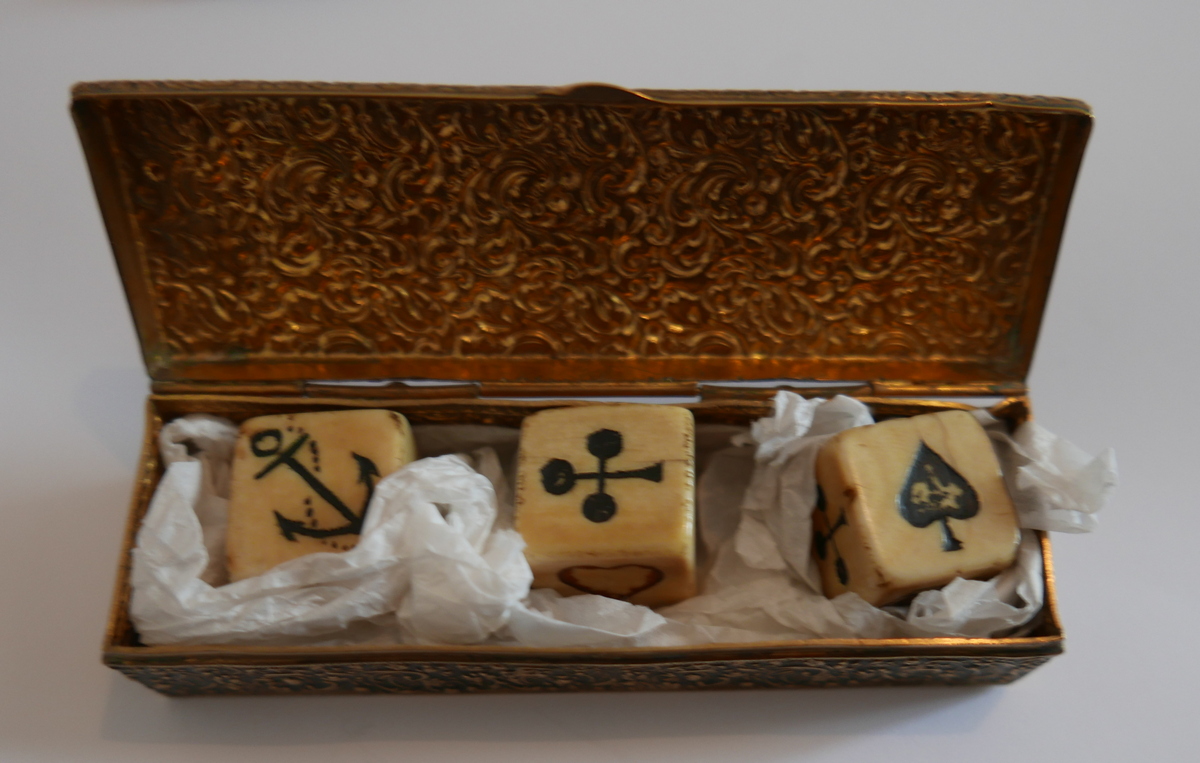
[{"xmin": 72, "ymin": 82, "xmax": 1091, "ymax": 388}]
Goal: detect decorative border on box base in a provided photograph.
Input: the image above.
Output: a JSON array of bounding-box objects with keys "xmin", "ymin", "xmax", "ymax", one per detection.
[{"xmin": 115, "ymin": 655, "xmax": 1051, "ymax": 696}]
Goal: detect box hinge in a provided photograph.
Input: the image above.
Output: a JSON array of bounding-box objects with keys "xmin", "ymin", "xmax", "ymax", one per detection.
[
  {"xmin": 697, "ymin": 380, "xmax": 1028, "ymax": 401},
  {"xmin": 150, "ymin": 379, "xmax": 1027, "ymax": 401},
  {"xmin": 698, "ymin": 383, "xmax": 872, "ymax": 402},
  {"xmin": 150, "ymin": 380, "xmax": 480, "ymax": 399},
  {"xmin": 478, "ymin": 381, "xmax": 700, "ymax": 398},
  {"xmin": 868, "ymin": 380, "xmax": 1028, "ymax": 397}
]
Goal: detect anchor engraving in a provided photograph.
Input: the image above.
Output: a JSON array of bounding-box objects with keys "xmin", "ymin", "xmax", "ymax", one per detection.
[
  {"xmin": 540, "ymin": 428, "xmax": 663, "ymax": 523},
  {"xmin": 250, "ymin": 429, "xmax": 379, "ymax": 541}
]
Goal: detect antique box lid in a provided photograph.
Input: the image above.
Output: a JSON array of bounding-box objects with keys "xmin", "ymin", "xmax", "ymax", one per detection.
[{"xmin": 73, "ymin": 81, "xmax": 1091, "ymax": 390}]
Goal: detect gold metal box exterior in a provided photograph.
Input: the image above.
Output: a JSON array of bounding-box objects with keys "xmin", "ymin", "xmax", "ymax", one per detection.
[{"xmin": 73, "ymin": 81, "xmax": 1090, "ymax": 695}]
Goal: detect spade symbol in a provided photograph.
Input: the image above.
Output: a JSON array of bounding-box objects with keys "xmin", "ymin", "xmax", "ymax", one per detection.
[{"xmin": 898, "ymin": 441, "xmax": 979, "ymax": 552}]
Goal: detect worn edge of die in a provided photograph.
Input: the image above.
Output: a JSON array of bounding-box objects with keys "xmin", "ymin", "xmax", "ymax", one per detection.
[{"xmin": 517, "ymin": 404, "xmax": 695, "ymax": 458}]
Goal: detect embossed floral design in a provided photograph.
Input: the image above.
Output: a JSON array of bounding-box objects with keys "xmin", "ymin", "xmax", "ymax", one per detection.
[{"xmin": 98, "ymin": 93, "xmax": 1064, "ymax": 372}]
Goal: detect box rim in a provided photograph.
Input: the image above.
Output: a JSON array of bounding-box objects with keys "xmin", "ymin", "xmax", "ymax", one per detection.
[
  {"xmin": 103, "ymin": 393, "xmax": 1063, "ymax": 671},
  {"xmin": 72, "ymin": 80, "xmax": 1092, "ymax": 114}
]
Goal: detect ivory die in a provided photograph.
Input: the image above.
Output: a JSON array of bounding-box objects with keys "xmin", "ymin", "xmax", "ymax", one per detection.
[
  {"xmin": 813, "ymin": 410, "xmax": 1020, "ymax": 607},
  {"xmin": 515, "ymin": 405, "xmax": 697, "ymax": 608},
  {"xmin": 225, "ymin": 409, "xmax": 417, "ymax": 582}
]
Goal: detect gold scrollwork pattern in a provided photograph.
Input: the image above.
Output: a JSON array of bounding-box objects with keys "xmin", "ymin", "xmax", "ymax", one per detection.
[
  {"xmin": 100, "ymin": 93, "xmax": 1068, "ymax": 369},
  {"xmin": 115, "ymin": 655, "xmax": 1051, "ymax": 696}
]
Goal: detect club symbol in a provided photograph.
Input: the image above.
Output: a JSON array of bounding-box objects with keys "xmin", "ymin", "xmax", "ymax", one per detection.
[
  {"xmin": 540, "ymin": 428, "xmax": 663, "ymax": 523},
  {"xmin": 898, "ymin": 441, "xmax": 979, "ymax": 551},
  {"xmin": 812, "ymin": 485, "xmax": 850, "ymax": 585},
  {"xmin": 250, "ymin": 429, "xmax": 379, "ymax": 541}
]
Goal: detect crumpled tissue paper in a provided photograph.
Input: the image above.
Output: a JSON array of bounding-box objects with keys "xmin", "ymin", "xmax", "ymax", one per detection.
[
  {"xmin": 130, "ymin": 393, "xmax": 1116, "ymax": 647},
  {"xmin": 131, "ymin": 420, "xmax": 530, "ymax": 645}
]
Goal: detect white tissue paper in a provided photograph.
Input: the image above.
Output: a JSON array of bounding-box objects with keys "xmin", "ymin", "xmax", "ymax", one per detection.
[
  {"xmin": 973, "ymin": 410, "xmax": 1117, "ymax": 533},
  {"xmin": 130, "ymin": 422, "xmax": 530, "ymax": 645},
  {"xmin": 129, "ymin": 393, "xmax": 1116, "ymax": 647}
]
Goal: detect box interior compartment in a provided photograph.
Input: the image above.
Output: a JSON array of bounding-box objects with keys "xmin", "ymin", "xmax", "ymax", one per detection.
[{"xmin": 102, "ymin": 392, "xmax": 1063, "ymax": 694}]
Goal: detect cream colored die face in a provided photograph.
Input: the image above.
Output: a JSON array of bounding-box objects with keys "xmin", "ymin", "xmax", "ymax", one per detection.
[
  {"xmin": 225, "ymin": 409, "xmax": 417, "ymax": 582},
  {"xmin": 515, "ymin": 405, "xmax": 696, "ymax": 608},
  {"xmin": 814, "ymin": 410, "xmax": 1020, "ymax": 607}
]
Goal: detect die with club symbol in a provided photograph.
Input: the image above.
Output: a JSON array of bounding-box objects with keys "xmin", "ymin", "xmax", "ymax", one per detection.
[{"xmin": 515, "ymin": 405, "xmax": 697, "ymax": 608}]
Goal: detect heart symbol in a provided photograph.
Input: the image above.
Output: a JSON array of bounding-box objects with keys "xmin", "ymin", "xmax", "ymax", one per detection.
[{"xmin": 558, "ymin": 564, "xmax": 665, "ymax": 599}]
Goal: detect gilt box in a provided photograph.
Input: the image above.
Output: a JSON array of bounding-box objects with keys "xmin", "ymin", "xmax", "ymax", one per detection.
[{"xmin": 73, "ymin": 81, "xmax": 1090, "ymax": 695}]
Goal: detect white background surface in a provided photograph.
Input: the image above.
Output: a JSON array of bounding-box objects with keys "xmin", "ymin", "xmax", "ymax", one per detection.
[{"xmin": 1, "ymin": 1, "xmax": 1196, "ymax": 761}]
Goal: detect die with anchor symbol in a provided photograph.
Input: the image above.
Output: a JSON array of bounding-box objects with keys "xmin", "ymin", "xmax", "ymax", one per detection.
[
  {"xmin": 515, "ymin": 405, "xmax": 697, "ymax": 608},
  {"xmin": 225, "ymin": 409, "xmax": 417, "ymax": 582}
]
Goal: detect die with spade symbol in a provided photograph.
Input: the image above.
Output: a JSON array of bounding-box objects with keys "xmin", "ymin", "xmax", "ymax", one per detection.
[{"xmin": 812, "ymin": 410, "xmax": 1020, "ymax": 607}]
